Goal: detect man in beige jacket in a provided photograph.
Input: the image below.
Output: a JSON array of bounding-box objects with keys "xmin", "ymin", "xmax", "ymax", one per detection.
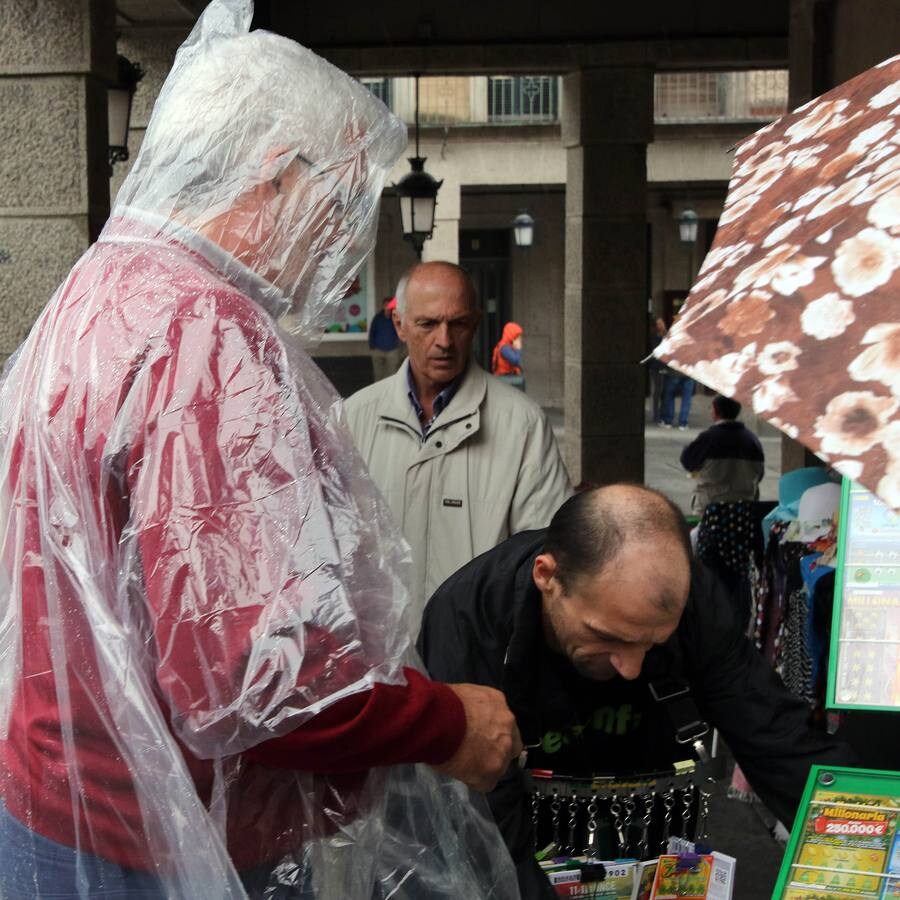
[{"xmin": 344, "ymin": 261, "xmax": 572, "ymax": 625}]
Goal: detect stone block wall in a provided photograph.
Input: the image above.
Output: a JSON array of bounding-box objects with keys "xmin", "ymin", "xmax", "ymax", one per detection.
[{"xmin": 0, "ymin": 0, "xmax": 115, "ymax": 363}]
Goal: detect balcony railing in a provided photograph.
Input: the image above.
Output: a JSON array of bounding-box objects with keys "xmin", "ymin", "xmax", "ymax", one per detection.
[
  {"xmin": 654, "ymin": 70, "xmax": 789, "ymax": 124},
  {"xmin": 360, "ymin": 70, "xmax": 788, "ymax": 128},
  {"xmin": 487, "ymin": 76, "xmax": 560, "ymax": 124},
  {"xmin": 362, "ymin": 75, "xmax": 561, "ymax": 127}
]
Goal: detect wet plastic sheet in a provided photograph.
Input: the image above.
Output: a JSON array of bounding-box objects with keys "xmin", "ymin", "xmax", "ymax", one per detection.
[{"xmin": 0, "ymin": 1, "xmax": 518, "ymax": 897}]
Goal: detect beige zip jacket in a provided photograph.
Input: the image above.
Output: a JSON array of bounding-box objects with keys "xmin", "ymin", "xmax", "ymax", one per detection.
[{"xmin": 344, "ymin": 361, "xmax": 572, "ymax": 626}]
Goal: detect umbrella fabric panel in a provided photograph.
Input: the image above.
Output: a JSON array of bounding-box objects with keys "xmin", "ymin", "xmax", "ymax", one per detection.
[{"xmin": 655, "ymin": 54, "xmax": 900, "ymax": 507}]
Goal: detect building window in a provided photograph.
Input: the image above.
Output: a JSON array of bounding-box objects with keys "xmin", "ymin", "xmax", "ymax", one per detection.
[
  {"xmin": 361, "ymin": 77, "xmax": 392, "ymax": 108},
  {"xmin": 654, "ymin": 70, "xmax": 788, "ymax": 124},
  {"xmin": 488, "ymin": 76, "xmax": 559, "ymax": 124}
]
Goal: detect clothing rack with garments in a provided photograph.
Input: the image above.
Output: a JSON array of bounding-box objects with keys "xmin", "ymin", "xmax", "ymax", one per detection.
[
  {"xmin": 696, "ymin": 499, "xmax": 775, "ymax": 633},
  {"xmin": 724, "ymin": 470, "xmax": 842, "ymax": 810},
  {"xmin": 750, "ymin": 472, "xmax": 841, "ymax": 720}
]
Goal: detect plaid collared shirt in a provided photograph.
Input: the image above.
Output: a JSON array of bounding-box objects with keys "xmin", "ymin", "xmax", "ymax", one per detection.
[{"xmin": 406, "ymin": 365, "xmax": 463, "ymax": 438}]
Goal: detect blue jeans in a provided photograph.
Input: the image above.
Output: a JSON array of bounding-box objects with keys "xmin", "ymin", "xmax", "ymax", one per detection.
[
  {"xmin": 662, "ymin": 375, "xmax": 695, "ymax": 426},
  {"xmin": 0, "ymin": 801, "xmax": 314, "ymax": 898},
  {"xmin": 0, "ymin": 800, "xmax": 166, "ymax": 898}
]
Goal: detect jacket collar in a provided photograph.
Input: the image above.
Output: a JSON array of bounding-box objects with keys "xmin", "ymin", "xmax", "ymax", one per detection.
[
  {"xmin": 379, "ymin": 359, "xmax": 489, "ymax": 436},
  {"xmin": 502, "ymin": 550, "xmax": 554, "ymax": 744}
]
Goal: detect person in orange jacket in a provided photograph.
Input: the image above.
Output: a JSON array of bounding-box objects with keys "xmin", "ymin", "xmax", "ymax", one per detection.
[{"xmin": 492, "ymin": 321, "xmax": 524, "ymax": 383}]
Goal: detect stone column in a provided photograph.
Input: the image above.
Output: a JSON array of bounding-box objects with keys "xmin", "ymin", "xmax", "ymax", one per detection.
[
  {"xmin": 562, "ymin": 67, "xmax": 653, "ymax": 486},
  {"xmin": 0, "ymin": 0, "xmax": 116, "ymax": 364}
]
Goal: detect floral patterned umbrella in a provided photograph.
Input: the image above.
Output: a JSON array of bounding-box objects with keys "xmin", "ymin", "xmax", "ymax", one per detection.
[{"xmin": 655, "ymin": 54, "xmax": 900, "ymax": 508}]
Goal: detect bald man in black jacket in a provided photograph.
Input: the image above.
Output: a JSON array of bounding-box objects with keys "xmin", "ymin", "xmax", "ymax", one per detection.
[{"xmin": 418, "ymin": 485, "xmax": 854, "ymax": 900}]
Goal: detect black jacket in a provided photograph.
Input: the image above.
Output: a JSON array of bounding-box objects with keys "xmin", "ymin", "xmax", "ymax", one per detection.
[
  {"xmin": 417, "ymin": 531, "xmax": 855, "ymax": 899},
  {"xmin": 680, "ymin": 420, "xmax": 765, "ymax": 512},
  {"xmin": 680, "ymin": 420, "xmax": 764, "ymax": 473}
]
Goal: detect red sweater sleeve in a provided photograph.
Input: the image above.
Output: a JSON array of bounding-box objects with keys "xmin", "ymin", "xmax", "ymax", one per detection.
[{"xmin": 243, "ymin": 667, "xmax": 466, "ymax": 773}]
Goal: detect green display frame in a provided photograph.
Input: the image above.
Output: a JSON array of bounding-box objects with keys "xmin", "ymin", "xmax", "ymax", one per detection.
[
  {"xmin": 827, "ymin": 477, "xmax": 900, "ymax": 713},
  {"xmin": 773, "ymin": 765, "xmax": 900, "ymax": 898}
]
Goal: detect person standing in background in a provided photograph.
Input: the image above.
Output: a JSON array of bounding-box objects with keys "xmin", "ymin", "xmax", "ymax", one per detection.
[
  {"xmin": 680, "ymin": 395, "xmax": 765, "ymax": 516},
  {"xmin": 660, "ymin": 315, "xmax": 695, "ymax": 430},
  {"xmin": 661, "ymin": 371, "xmax": 696, "ymax": 431},
  {"xmin": 647, "ymin": 316, "xmax": 668, "ymax": 425},
  {"xmin": 369, "ymin": 295, "xmax": 403, "ymax": 381},
  {"xmin": 345, "ymin": 263, "xmax": 571, "ymax": 622},
  {"xmin": 491, "ymin": 321, "xmax": 525, "ymax": 389}
]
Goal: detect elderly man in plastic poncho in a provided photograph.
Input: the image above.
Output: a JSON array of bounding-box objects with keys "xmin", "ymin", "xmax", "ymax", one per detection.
[{"xmin": 0, "ymin": 2, "xmax": 523, "ymax": 899}]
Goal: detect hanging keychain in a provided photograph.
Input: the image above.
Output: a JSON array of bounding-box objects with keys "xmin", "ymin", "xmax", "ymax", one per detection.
[
  {"xmin": 584, "ymin": 791, "xmax": 599, "ymax": 859},
  {"xmin": 661, "ymin": 782, "xmax": 675, "ymax": 852},
  {"xmin": 531, "ymin": 788, "xmax": 542, "ymax": 853},
  {"xmin": 694, "ymin": 787, "xmax": 711, "ymax": 844},
  {"xmin": 566, "ymin": 790, "xmax": 579, "ymax": 855},
  {"xmin": 680, "ymin": 779, "xmax": 694, "ymax": 838},
  {"xmin": 610, "ymin": 790, "xmax": 626, "ymax": 856},
  {"xmin": 623, "ymin": 791, "xmax": 637, "ymax": 856},
  {"xmin": 637, "ymin": 790, "xmax": 655, "ymax": 860},
  {"xmin": 550, "ymin": 788, "xmax": 562, "ymax": 851}
]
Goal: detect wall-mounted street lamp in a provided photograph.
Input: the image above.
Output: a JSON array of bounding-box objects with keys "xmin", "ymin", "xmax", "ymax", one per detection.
[
  {"xmin": 395, "ymin": 75, "xmax": 442, "ymax": 259},
  {"xmin": 108, "ymin": 55, "xmax": 144, "ymax": 176},
  {"xmin": 678, "ymin": 208, "xmax": 699, "ymax": 244},
  {"xmin": 512, "ymin": 211, "xmax": 535, "ymax": 247}
]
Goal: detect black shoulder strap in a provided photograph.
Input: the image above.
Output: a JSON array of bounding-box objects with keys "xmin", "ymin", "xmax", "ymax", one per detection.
[{"xmin": 646, "ymin": 674, "xmax": 711, "ymax": 766}]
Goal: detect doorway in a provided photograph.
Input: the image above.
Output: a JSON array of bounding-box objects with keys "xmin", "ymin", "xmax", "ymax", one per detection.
[{"xmin": 459, "ymin": 229, "xmax": 511, "ymax": 370}]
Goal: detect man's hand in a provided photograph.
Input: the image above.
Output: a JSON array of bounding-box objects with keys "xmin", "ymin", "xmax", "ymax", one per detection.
[{"xmin": 434, "ymin": 683, "xmax": 523, "ymax": 793}]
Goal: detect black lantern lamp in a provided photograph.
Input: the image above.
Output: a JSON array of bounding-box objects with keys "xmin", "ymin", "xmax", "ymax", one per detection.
[
  {"xmin": 512, "ymin": 211, "xmax": 535, "ymax": 247},
  {"xmin": 678, "ymin": 208, "xmax": 699, "ymax": 244},
  {"xmin": 108, "ymin": 55, "xmax": 144, "ymax": 175},
  {"xmin": 395, "ymin": 75, "xmax": 442, "ymax": 259}
]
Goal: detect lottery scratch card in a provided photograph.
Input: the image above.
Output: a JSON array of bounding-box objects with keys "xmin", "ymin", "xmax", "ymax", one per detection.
[
  {"xmin": 775, "ymin": 768, "xmax": 900, "ymax": 900},
  {"xmin": 784, "ymin": 892, "xmax": 882, "ymax": 899},
  {"xmin": 831, "ymin": 480, "xmax": 900, "ymax": 711},
  {"xmin": 553, "ymin": 861, "xmax": 636, "ymax": 899},
  {"xmin": 632, "ymin": 860, "xmax": 656, "ymax": 900},
  {"xmin": 650, "ymin": 855, "xmax": 712, "ymax": 900},
  {"xmin": 788, "ymin": 791, "xmax": 898, "ymax": 897}
]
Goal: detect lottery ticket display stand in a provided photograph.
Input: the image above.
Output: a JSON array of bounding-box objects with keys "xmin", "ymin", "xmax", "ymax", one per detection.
[
  {"xmin": 773, "ymin": 766, "xmax": 899, "ymax": 898},
  {"xmin": 773, "ymin": 480, "xmax": 900, "ymax": 899},
  {"xmin": 827, "ymin": 479, "xmax": 900, "ymax": 714}
]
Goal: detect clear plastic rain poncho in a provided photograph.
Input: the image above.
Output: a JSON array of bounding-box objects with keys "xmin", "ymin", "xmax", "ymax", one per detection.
[{"xmin": 0, "ymin": 1, "xmax": 519, "ymax": 897}]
